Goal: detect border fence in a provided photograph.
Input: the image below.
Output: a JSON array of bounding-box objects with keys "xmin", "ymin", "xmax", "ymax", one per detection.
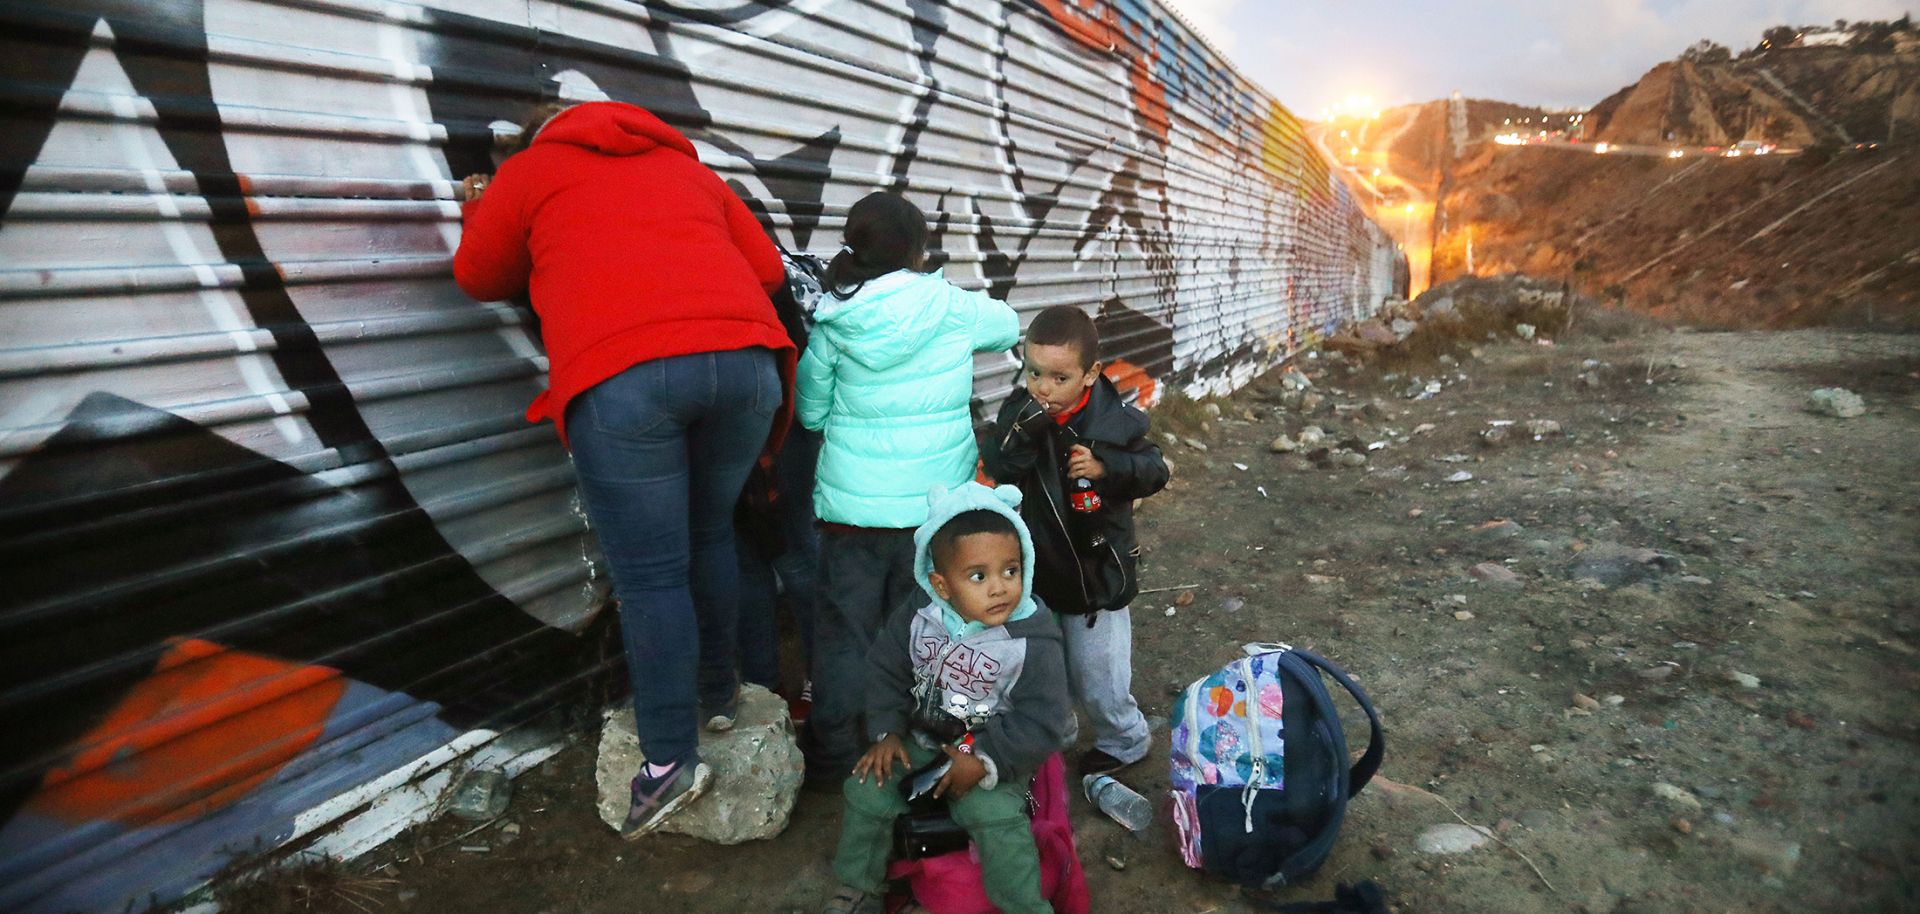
[{"xmin": 0, "ymin": 2, "xmax": 1402, "ymax": 910}]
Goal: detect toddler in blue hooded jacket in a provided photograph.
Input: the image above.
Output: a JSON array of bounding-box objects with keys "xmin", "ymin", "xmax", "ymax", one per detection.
[{"xmin": 823, "ymin": 483, "xmax": 1069, "ymax": 914}]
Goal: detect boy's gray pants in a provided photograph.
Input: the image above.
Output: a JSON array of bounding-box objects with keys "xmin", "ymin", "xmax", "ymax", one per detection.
[{"xmin": 1061, "ymin": 606, "xmax": 1152, "ymax": 763}]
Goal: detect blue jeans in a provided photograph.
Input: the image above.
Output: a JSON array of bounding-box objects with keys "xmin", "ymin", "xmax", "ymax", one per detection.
[
  {"xmin": 736, "ymin": 427, "xmax": 821, "ymax": 689},
  {"xmin": 566, "ymin": 348, "xmax": 779, "ymax": 767}
]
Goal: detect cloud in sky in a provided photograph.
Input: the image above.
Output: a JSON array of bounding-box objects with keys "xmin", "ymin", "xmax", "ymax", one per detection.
[{"xmin": 1162, "ymin": 0, "xmax": 1913, "ymax": 114}]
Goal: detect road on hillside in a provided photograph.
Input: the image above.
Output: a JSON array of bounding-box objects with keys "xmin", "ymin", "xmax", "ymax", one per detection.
[{"xmin": 1307, "ymin": 119, "xmax": 1433, "ymax": 295}]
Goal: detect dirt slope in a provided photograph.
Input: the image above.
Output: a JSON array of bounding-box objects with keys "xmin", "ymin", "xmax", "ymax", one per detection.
[
  {"xmin": 1583, "ymin": 49, "xmax": 1920, "ymax": 148},
  {"xmin": 1430, "ymin": 145, "xmax": 1920, "ymax": 328}
]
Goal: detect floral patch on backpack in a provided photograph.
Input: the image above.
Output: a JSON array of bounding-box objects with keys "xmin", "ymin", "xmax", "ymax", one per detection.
[{"xmin": 1169, "ymin": 654, "xmax": 1286, "ymax": 866}]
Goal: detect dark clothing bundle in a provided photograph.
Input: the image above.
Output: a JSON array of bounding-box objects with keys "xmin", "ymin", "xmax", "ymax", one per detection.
[{"xmin": 980, "ymin": 375, "xmax": 1169, "ymax": 617}]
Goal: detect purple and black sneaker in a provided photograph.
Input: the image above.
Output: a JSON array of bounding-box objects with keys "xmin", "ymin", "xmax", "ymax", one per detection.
[{"xmin": 620, "ymin": 757, "xmax": 712, "ymax": 840}]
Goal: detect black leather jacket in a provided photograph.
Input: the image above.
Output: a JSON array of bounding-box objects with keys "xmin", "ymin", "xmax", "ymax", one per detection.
[{"xmin": 981, "ymin": 375, "xmax": 1169, "ymax": 617}]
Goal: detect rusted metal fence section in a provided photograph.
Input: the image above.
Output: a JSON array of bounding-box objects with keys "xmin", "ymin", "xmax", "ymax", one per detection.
[{"xmin": 0, "ymin": 1, "xmax": 1401, "ymax": 910}]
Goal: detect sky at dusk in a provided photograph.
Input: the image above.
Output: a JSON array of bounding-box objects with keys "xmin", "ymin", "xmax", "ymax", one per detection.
[{"xmin": 1165, "ymin": 0, "xmax": 1914, "ymax": 115}]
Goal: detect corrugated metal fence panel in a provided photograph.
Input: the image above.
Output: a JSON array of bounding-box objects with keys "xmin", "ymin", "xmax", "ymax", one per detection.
[{"xmin": 0, "ymin": 1, "xmax": 1401, "ymax": 911}]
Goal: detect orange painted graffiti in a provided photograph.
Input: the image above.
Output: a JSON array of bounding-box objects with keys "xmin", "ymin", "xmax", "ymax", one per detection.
[
  {"xmin": 1031, "ymin": 0, "xmax": 1170, "ymax": 141},
  {"xmin": 26, "ymin": 639, "xmax": 345, "ymax": 826},
  {"xmin": 1103, "ymin": 358, "xmax": 1157, "ymax": 408}
]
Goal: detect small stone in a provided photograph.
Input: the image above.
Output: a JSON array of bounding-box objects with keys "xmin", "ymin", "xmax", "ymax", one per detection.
[
  {"xmin": 1526, "ymin": 538, "xmax": 1554, "ymax": 553},
  {"xmin": 1202, "ymin": 402, "xmax": 1222, "ymax": 418},
  {"xmin": 1652, "ymin": 782, "xmax": 1703, "ymax": 810},
  {"xmin": 1102, "ymin": 839, "xmax": 1130, "ymax": 871},
  {"xmin": 1413, "ymin": 422, "xmax": 1437, "ymax": 435},
  {"xmin": 1370, "ymin": 841, "xmax": 1395, "ymax": 860},
  {"xmin": 1453, "ymin": 610, "xmax": 1475, "ymax": 621},
  {"xmin": 1296, "ymin": 426, "xmax": 1327, "ymax": 447},
  {"xmin": 1603, "ymin": 694, "xmax": 1625, "ymax": 707},
  {"xmin": 1304, "ymin": 574, "xmax": 1341, "ymax": 586},
  {"xmin": 1470, "ymin": 562, "xmax": 1523, "ymax": 587},
  {"xmin": 1671, "ymin": 817, "xmax": 1693, "ymax": 835},
  {"xmin": 447, "ymin": 768, "xmax": 511, "ymax": 822},
  {"xmin": 1408, "ymin": 508, "xmax": 1425, "ymax": 518},
  {"xmin": 1679, "ymin": 575, "xmax": 1713, "ymax": 585},
  {"xmin": 1332, "ymin": 450, "xmax": 1368, "ymax": 468},
  {"xmin": 1635, "ymin": 664, "xmax": 1677, "ymax": 681},
  {"xmin": 1523, "ymin": 418, "xmax": 1562, "ymax": 438},
  {"xmin": 1163, "ymin": 607, "xmax": 1177, "ymax": 617},
  {"xmin": 1161, "ymin": 432, "xmax": 1179, "ymax": 447},
  {"xmin": 1474, "ymin": 519, "xmax": 1525, "ymax": 539},
  {"xmin": 1729, "ymin": 834, "xmax": 1802, "ymax": 875},
  {"xmin": 1806, "ymin": 387, "xmax": 1865, "ymax": 418},
  {"xmin": 1446, "ymin": 470, "xmax": 1475, "ymax": 483},
  {"xmin": 1182, "ymin": 437, "xmax": 1209, "ymax": 452},
  {"xmin": 1514, "ymin": 323, "xmax": 1536, "ymax": 340},
  {"xmin": 1571, "ymin": 693, "xmax": 1601, "ymax": 711},
  {"xmin": 1221, "ymin": 597, "xmax": 1246, "ymax": 613},
  {"xmin": 1414, "ymin": 823, "xmax": 1493, "ymax": 854},
  {"xmin": 1480, "ymin": 425, "xmax": 1515, "ymax": 447},
  {"xmin": 1175, "ymin": 590, "xmax": 1195, "ymax": 606},
  {"xmin": 1517, "ymin": 809, "xmax": 1554, "ymax": 829},
  {"xmin": 1727, "ymin": 670, "xmax": 1760, "ymax": 689},
  {"xmin": 1269, "ymin": 434, "xmax": 1298, "ymax": 453}
]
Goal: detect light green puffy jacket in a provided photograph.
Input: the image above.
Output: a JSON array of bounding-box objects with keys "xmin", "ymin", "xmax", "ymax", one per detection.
[{"xmin": 797, "ymin": 269, "xmax": 1019, "ymax": 528}]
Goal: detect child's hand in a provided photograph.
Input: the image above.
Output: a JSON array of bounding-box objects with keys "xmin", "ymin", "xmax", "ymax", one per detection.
[
  {"xmin": 1067, "ymin": 445, "xmax": 1106, "ymax": 480},
  {"xmin": 852, "ymin": 734, "xmax": 909, "ymax": 785},
  {"xmin": 933, "ymin": 744, "xmax": 988, "ymax": 800},
  {"xmin": 459, "ymin": 173, "xmax": 492, "ymax": 203}
]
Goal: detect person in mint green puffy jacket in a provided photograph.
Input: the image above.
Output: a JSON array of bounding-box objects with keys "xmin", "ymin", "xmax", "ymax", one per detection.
[{"xmin": 796, "ymin": 192, "xmax": 1019, "ymax": 782}]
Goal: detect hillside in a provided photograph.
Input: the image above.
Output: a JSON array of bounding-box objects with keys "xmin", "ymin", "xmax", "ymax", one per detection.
[
  {"xmin": 1379, "ymin": 98, "xmax": 1560, "ymax": 184},
  {"xmin": 1585, "ymin": 47, "xmax": 1920, "ymax": 147},
  {"xmin": 1431, "ymin": 144, "xmax": 1920, "ymax": 327},
  {"xmin": 1330, "ymin": 18, "xmax": 1920, "ymax": 328}
]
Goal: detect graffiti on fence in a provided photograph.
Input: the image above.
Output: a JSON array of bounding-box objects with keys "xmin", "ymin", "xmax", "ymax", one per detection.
[{"xmin": 0, "ymin": 1, "xmax": 1398, "ymax": 911}]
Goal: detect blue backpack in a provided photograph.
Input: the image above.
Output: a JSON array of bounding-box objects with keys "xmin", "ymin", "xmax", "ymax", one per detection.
[{"xmin": 1169, "ymin": 643, "xmax": 1384, "ymax": 888}]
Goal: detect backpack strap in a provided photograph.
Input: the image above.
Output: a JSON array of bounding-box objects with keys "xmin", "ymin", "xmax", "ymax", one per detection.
[
  {"xmin": 1262, "ymin": 649, "xmax": 1387, "ymax": 887},
  {"xmin": 1287, "ymin": 647, "xmax": 1384, "ymax": 797}
]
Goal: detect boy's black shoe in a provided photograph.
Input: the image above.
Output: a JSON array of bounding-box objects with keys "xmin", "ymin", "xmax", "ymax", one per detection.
[{"xmin": 1077, "ymin": 748, "xmax": 1136, "ymax": 779}]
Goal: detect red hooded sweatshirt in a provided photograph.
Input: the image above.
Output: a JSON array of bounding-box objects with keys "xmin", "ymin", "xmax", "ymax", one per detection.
[{"xmin": 453, "ymin": 102, "xmax": 794, "ymax": 446}]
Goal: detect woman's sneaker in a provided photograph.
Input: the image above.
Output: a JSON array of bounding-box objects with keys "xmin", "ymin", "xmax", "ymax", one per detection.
[{"xmin": 620, "ymin": 758, "xmax": 711, "ymax": 839}]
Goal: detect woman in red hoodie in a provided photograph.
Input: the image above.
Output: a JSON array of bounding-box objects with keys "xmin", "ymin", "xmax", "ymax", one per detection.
[{"xmin": 454, "ymin": 101, "xmax": 793, "ymax": 838}]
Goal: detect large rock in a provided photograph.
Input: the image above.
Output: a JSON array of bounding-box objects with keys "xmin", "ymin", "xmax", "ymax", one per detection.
[
  {"xmin": 1807, "ymin": 387, "xmax": 1865, "ymax": 418},
  {"xmin": 594, "ymin": 684, "xmax": 803, "ymax": 844}
]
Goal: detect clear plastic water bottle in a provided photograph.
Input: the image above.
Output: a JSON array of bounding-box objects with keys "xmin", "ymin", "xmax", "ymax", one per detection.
[{"xmin": 1083, "ymin": 774, "xmax": 1152, "ymax": 831}]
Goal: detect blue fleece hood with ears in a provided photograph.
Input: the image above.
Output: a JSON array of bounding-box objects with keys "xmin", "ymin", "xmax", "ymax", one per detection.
[{"xmin": 912, "ymin": 482, "xmax": 1040, "ymax": 638}]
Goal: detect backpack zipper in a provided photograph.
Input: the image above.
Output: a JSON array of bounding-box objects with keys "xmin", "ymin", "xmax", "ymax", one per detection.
[{"xmin": 1238, "ymin": 657, "xmax": 1264, "ymax": 834}]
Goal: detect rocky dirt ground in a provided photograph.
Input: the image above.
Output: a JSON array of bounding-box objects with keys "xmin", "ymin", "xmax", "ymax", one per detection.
[{"xmin": 224, "ymin": 319, "xmax": 1919, "ymax": 914}]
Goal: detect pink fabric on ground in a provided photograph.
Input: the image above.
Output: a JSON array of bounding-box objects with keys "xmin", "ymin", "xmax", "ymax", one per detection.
[{"xmin": 884, "ymin": 753, "xmax": 1090, "ymax": 914}]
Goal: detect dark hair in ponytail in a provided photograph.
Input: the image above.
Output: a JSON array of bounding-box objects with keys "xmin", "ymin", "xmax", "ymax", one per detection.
[{"xmin": 825, "ymin": 192, "xmax": 929, "ymax": 300}]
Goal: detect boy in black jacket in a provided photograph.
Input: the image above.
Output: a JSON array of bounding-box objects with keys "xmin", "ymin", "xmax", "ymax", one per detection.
[{"xmin": 981, "ymin": 305, "xmax": 1169, "ymax": 777}]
